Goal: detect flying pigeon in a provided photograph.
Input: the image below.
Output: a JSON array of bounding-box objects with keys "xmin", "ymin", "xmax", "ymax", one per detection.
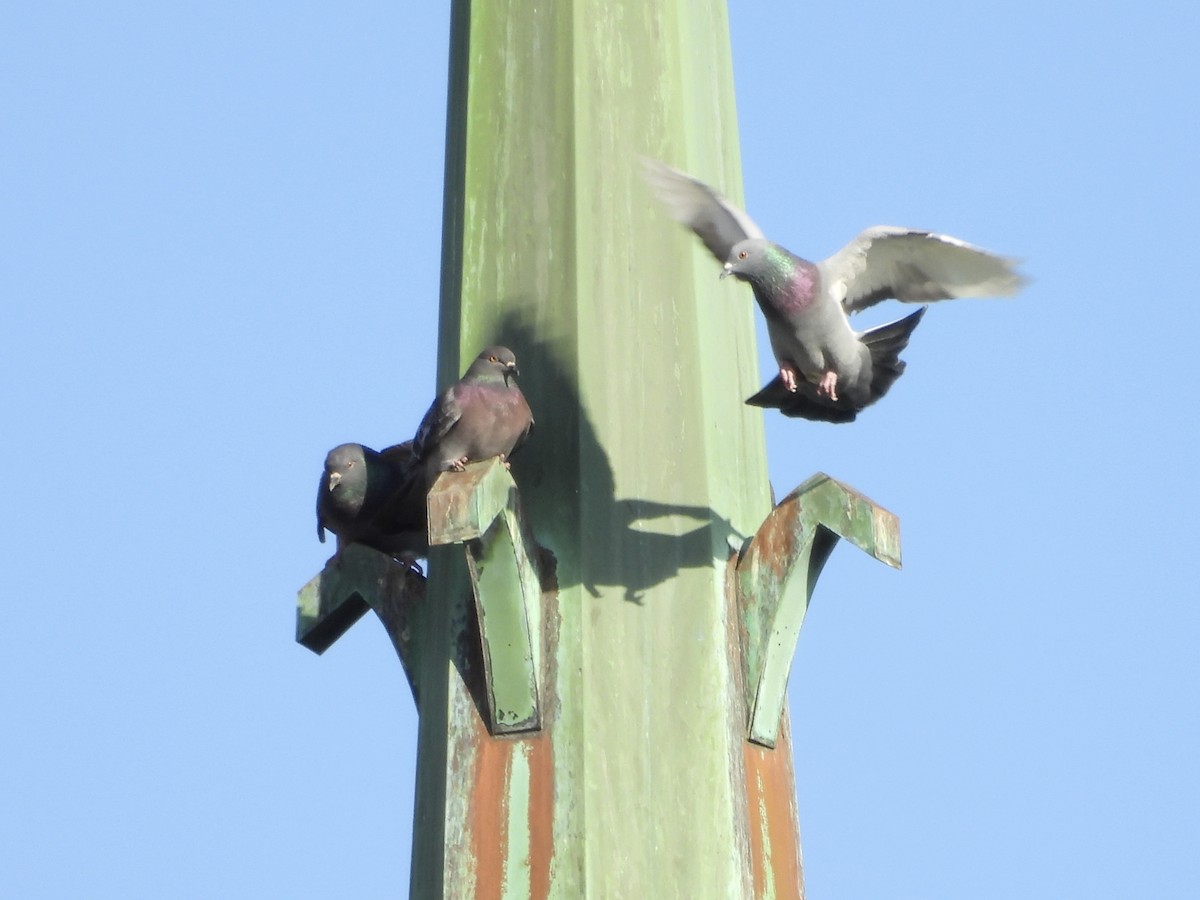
[
  {"xmin": 317, "ymin": 441, "xmax": 428, "ymax": 570},
  {"xmin": 643, "ymin": 159, "xmax": 1024, "ymax": 422},
  {"xmin": 411, "ymin": 345, "xmax": 534, "ymax": 475}
]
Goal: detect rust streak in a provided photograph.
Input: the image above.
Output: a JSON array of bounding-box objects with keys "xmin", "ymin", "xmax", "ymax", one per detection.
[
  {"xmin": 527, "ymin": 732, "xmax": 555, "ymax": 899},
  {"xmin": 468, "ymin": 725, "xmax": 513, "ymax": 900},
  {"xmin": 745, "ymin": 737, "xmax": 805, "ymax": 899},
  {"xmin": 759, "ymin": 512, "xmax": 800, "ymax": 577},
  {"xmin": 743, "ymin": 742, "xmax": 768, "ymax": 898}
]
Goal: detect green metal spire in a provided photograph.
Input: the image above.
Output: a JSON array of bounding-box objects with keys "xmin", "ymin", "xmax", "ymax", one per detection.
[
  {"xmin": 419, "ymin": 1, "xmax": 782, "ymax": 894},
  {"xmin": 298, "ymin": 1, "xmax": 905, "ymax": 896}
]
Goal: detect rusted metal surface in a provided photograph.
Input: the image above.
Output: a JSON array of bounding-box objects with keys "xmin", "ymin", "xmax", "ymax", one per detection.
[
  {"xmin": 432, "ymin": 555, "xmax": 559, "ymax": 900},
  {"xmin": 743, "ymin": 715, "xmax": 806, "ymax": 900},
  {"xmin": 427, "ymin": 458, "xmax": 516, "ymax": 546},
  {"xmin": 466, "ymin": 725, "xmax": 509, "ymax": 900},
  {"xmin": 736, "ymin": 473, "xmax": 902, "ymax": 748},
  {"xmin": 450, "ymin": 729, "xmax": 558, "ymax": 899},
  {"xmin": 429, "ymin": 460, "xmax": 544, "ymax": 735}
]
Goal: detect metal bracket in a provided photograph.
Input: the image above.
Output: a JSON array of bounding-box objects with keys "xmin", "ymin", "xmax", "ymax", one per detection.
[
  {"xmin": 736, "ymin": 473, "xmax": 901, "ymax": 748},
  {"xmin": 296, "ymin": 543, "xmax": 427, "ymax": 705},
  {"xmin": 427, "ymin": 458, "xmax": 543, "ymax": 735}
]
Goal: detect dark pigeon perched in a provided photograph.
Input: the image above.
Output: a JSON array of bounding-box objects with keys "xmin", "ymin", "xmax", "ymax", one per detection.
[
  {"xmin": 410, "ymin": 345, "xmax": 534, "ymax": 477},
  {"xmin": 317, "ymin": 441, "xmax": 428, "ymax": 570},
  {"xmin": 644, "ymin": 159, "xmax": 1024, "ymax": 422},
  {"xmin": 314, "ymin": 346, "xmax": 532, "ymax": 572}
]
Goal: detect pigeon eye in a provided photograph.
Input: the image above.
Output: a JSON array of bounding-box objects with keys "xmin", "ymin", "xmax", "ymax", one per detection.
[
  {"xmin": 489, "ymin": 354, "xmax": 498, "ymax": 362},
  {"xmin": 738, "ymin": 250, "xmax": 748, "ymax": 260}
]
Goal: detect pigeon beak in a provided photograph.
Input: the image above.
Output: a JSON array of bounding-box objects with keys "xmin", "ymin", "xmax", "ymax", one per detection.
[
  {"xmin": 506, "ymin": 362, "xmax": 520, "ymax": 378},
  {"xmin": 720, "ymin": 262, "xmax": 734, "ymax": 279},
  {"xmin": 327, "ymin": 471, "xmax": 342, "ymax": 491}
]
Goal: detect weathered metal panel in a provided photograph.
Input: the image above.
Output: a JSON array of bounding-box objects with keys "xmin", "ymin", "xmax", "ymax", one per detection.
[
  {"xmin": 737, "ymin": 474, "xmax": 902, "ymax": 748},
  {"xmin": 296, "ymin": 544, "xmax": 425, "ymax": 701},
  {"xmin": 426, "ymin": 459, "xmax": 515, "ymax": 546},
  {"xmin": 427, "ymin": 460, "xmax": 544, "ymax": 735},
  {"xmin": 744, "ymin": 716, "xmax": 806, "ymax": 899}
]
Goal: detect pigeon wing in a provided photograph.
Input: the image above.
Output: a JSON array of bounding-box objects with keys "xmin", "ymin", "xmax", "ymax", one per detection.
[
  {"xmin": 412, "ymin": 386, "xmax": 462, "ymax": 461},
  {"xmin": 642, "ymin": 158, "xmax": 764, "ymax": 263},
  {"xmin": 822, "ymin": 226, "xmax": 1024, "ymax": 314}
]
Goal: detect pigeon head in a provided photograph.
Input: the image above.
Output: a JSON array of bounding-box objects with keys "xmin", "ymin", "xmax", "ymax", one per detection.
[
  {"xmin": 466, "ymin": 345, "xmax": 520, "ymax": 384},
  {"xmin": 721, "ymin": 239, "xmax": 792, "ymax": 284},
  {"xmin": 324, "ymin": 443, "xmax": 368, "ymax": 493}
]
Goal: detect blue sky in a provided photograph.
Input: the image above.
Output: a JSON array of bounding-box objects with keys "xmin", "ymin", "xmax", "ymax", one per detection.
[{"xmin": 3, "ymin": 2, "xmax": 1197, "ymax": 897}]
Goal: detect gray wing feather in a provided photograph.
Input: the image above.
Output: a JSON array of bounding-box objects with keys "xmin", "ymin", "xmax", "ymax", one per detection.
[
  {"xmin": 413, "ymin": 387, "xmax": 462, "ymax": 461},
  {"xmin": 822, "ymin": 226, "xmax": 1025, "ymax": 314},
  {"xmin": 641, "ymin": 158, "xmax": 764, "ymax": 262}
]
